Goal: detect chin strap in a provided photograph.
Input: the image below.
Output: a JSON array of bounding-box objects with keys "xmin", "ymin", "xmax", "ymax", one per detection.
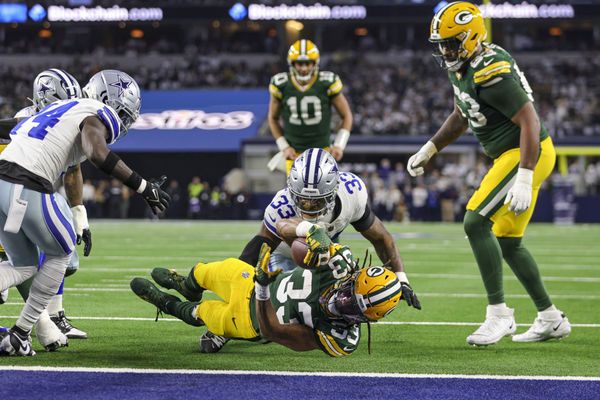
[{"xmin": 367, "ymin": 322, "xmax": 371, "ymax": 355}]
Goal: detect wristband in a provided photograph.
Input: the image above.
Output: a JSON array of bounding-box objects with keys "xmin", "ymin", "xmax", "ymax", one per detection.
[
  {"xmin": 515, "ymin": 168, "xmax": 534, "ymax": 185},
  {"xmin": 420, "ymin": 141, "xmax": 438, "ymax": 158},
  {"xmin": 255, "ymin": 282, "xmax": 270, "ymax": 301},
  {"xmin": 395, "ymin": 271, "xmax": 409, "ymax": 284},
  {"xmin": 98, "ymin": 151, "xmax": 121, "ymax": 175},
  {"xmin": 333, "ymin": 128, "xmax": 350, "ymax": 150},
  {"xmin": 276, "ymin": 136, "xmax": 290, "ymax": 152},
  {"xmin": 124, "ymin": 171, "xmax": 147, "ymax": 194},
  {"xmin": 295, "ymin": 221, "xmax": 315, "ymax": 237}
]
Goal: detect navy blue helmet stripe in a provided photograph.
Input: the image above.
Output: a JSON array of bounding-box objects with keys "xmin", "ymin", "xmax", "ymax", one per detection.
[
  {"xmin": 49, "ymin": 68, "xmax": 77, "ymax": 98},
  {"xmin": 312, "ymin": 148, "xmax": 323, "ymax": 188}
]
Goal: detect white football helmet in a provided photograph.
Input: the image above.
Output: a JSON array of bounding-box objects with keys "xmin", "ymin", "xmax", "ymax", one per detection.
[
  {"xmin": 82, "ymin": 69, "xmax": 141, "ymax": 135},
  {"xmin": 288, "ymin": 148, "xmax": 339, "ymax": 220},
  {"xmin": 32, "ymin": 69, "xmax": 82, "ymax": 111}
]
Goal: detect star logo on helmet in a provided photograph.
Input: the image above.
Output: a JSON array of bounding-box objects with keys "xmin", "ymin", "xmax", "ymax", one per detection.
[
  {"xmin": 109, "ymin": 76, "xmax": 132, "ymax": 97},
  {"xmin": 38, "ymin": 81, "xmax": 52, "ymax": 95}
]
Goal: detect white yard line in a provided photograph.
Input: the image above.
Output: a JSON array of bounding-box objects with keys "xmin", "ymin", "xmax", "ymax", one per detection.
[{"xmin": 1, "ymin": 366, "xmax": 599, "ymax": 380}]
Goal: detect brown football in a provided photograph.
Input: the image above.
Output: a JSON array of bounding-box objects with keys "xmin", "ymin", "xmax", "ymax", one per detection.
[{"xmin": 291, "ymin": 237, "xmax": 310, "ymax": 269}]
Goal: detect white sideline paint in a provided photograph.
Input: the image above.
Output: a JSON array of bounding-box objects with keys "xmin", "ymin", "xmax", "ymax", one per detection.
[
  {"xmin": 0, "ymin": 315, "xmax": 597, "ymax": 327},
  {"xmin": 2, "ymin": 366, "xmax": 600, "ymax": 380}
]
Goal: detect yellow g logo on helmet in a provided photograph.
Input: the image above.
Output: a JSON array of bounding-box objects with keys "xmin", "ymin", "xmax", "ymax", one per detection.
[{"xmin": 429, "ymin": 2, "xmax": 486, "ymax": 71}]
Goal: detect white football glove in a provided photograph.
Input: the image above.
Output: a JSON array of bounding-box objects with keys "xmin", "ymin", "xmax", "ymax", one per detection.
[
  {"xmin": 504, "ymin": 168, "xmax": 533, "ymax": 216},
  {"xmin": 71, "ymin": 205, "xmax": 92, "ymax": 256},
  {"xmin": 407, "ymin": 141, "xmax": 437, "ymax": 177}
]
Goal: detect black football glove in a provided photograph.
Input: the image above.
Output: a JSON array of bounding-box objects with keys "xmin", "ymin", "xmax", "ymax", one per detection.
[
  {"xmin": 400, "ymin": 282, "xmax": 421, "ymax": 310},
  {"xmin": 142, "ymin": 175, "xmax": 171, "ymax": 215},
  {"xmin": 77, "ymin": 228, "xmax": 92, "ymax": 257}
]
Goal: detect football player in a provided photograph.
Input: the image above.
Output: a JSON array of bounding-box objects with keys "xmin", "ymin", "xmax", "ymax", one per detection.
[
  {"xmin": 407, "ymin": 2, "xmax": 570, "ymax": 345},
  {"xmin": 268, "ymin": 39, "xmax": 353, "ymax": 174},
  {"xmin": 0, "ymin": 69, "xmax": 86, "ymax": 350},
  {"xmin": 0, "ymin": 69, "xmax": 170, "ymax": 356},
  {"xmin": 201, "ymin": 148, "xmax": 421, "ymax": 353},
  {"xmin": 131, "ymin": 235, "xmax": 403, "ymax": 357}
]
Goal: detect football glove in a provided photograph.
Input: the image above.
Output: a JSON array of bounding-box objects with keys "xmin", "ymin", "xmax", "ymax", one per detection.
[
  {"xmin": 304, "ymin": 226, "xmax": 334, "ymax": 268},
  {"xmin": 71, "ymin": 205, "xmax": 92, "ymax": 256},
  {"xmin": 504, "ymin": 168, "xmax": 533, "ymax": 216},
  {"xmin": 142, "ymin": 175, "xmax": 171, "ymax": 215},
  {"xmin": 407, "ymin": 141, "xmax": 437, "ymax": 177},
  {"xmin": 254, "ymin": 243, "xmax": 281, "ymax": 286},
  {"xmin": 400, "ymin": 282, "xmax": 421, "ymax": 310}
]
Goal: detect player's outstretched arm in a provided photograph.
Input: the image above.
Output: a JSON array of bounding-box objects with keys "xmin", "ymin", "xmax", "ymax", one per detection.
[
  {"xmin": 63, "ymin": 164, "xmax": 92, "ymax": 256},
  {"xmin": 80, "ymin": 116, "xmax": 170, "ymax": 214},
  {"xmin": 407, "ymin": 101, "xmax": 468, "ymax": 177},
  {"xmin": 360, "ymin": 216, "xmax": 421, "ymax": 309}
]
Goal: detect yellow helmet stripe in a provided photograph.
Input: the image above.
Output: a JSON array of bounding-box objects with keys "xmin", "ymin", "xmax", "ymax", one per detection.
[
  {"xmin": 473, "ymin": 61, "xmax": 511, "ymax": 83},
  {"xmin": 317, "ymin": 331, "xmax": 349, "ymax": 357},
  {"xmin": 269, "ymin": 84, "xmax": 282, "ymax": 99},
  {"xmin": 327, "ymin": 79, "xmax": 343, "ymax": 96}
]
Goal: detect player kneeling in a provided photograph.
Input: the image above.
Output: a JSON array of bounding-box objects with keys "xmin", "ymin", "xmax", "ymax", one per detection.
[{"xmin": 130, "ymin": 227, "xmax": 402, "ymax": 357}]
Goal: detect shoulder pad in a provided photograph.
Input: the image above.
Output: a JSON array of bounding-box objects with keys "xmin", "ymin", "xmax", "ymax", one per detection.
[
  {"xmin": 470, "ymin": 45, "xmax": 513, "ymax": 86},
  {"xmin": 263, "ymin": 188, "xmax": 298, "ymax": 238},
  {"xmin": 91, "ymin": 100, "xmax": 121, "ymax": 145},
  {"xmin": 14, "ymin": 105, "xmax": 36, "ymax": 119},
  {"xmin": 269, "ymin": 73, "xmax": 289, "ymax": 100},
  {"xmin": 319, "ymin": 71, "xmax": 343, "ymax": 96}
]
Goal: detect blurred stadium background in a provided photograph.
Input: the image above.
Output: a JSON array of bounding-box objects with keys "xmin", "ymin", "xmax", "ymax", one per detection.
[{"xmin": 1, "ymin": 0, "xmax": 599, "ymax": 224}]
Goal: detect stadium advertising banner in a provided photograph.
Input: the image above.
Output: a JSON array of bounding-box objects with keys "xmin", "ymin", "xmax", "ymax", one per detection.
[{"xmin": 109, "ymin": 90, "xmax": 269, "ymax": 152}]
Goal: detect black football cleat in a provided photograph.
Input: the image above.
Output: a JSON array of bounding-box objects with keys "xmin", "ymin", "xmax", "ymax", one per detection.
[{"xmin": 151, "ymin": 268, "xmax": 203, "ymax": 302}]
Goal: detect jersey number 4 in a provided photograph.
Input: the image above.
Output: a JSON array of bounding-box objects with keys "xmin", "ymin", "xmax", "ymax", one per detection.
[{"xmin": 15, "ymin": 101, "xmax": 77, "ymax": 140}]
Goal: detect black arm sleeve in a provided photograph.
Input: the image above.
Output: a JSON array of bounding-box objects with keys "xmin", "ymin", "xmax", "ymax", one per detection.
[
  {"xmin": 0, "ymin": 118, "xmax": 18, "ymax": 140},
  {"xmin": 239, "ymin": 235, "xmax": 277, "ymax": 266},
  {"xmin": 351, "ymin": 203, "xmax": 376, "ymax": 232}
]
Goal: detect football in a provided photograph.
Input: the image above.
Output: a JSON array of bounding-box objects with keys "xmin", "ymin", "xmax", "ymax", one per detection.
[{"xmin": 291, "ymin": 237, "xmax": 310, "ymax": 268}]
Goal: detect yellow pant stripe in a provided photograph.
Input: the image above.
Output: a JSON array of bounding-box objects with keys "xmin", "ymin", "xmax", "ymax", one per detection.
[{"xmin": 317, "ymin": 331, "xmax": 348, "ymax": 357}]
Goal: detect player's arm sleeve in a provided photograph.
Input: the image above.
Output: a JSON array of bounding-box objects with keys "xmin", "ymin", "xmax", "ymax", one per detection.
[
  {"xmin": 239, "ymin": 228, "xmax": 279, "ymax": 266},
  {"xmin": 327, "ymin": 74, "xmax": 343, "ymax": 98},
  {"xmin": 314, "ymin": 329, "xmax": 356, "ymax": 357},
  {"xmin": 478, "ymin": 76, "xmax": 531, "ymax": 120},
  {"xmin": 351, "ymin": 203, "xmax": 375, "ymax": 232},
  {"xmin": 0, "ymin": 118, "xmax": 19, "ymax": 139}
]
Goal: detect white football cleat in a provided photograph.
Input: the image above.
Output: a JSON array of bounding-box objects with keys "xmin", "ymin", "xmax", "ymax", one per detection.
[
  {"xmin": 36, "ymin": 311, "xmax": 68, "ymax": 351},
  {"xmin": 0, "ymin": 289, "xmax": 8, "ymax": 304},
  {"xmin": 0, "ymin": 328, "xmax": 35, "ymax": 356},
  {"xmin": 467, "ymin": 305, "xmax": 516, "ymax": 346},
  {"xmin": 512, "ymin": 310, "xmax": 571, "ymax": 342}
]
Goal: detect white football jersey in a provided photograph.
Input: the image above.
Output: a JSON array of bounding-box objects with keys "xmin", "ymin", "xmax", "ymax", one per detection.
[
  {"xmin": 14, "ymin": 105, "xmax": 36, "ymax": 119},
  {"xmin": 1, "ymin": 98, "xmax": 121, "ymax": 185},
  {"xmin": 264, "ymin": 172, "xmax": 369, "ymax": 258}
]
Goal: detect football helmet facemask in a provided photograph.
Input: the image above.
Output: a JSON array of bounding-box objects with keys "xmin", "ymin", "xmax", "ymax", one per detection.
[
  {"xmin": 82, "ymin": 69, "xmax": 141, "ymax": 135},
  {"xmin": 329, "ymin": 266, "xmax": 402, "ymax": 324},
  {"xmin": 32, "ymin": 69, "xmax": 82, "ymax": 111},
  {"xmin": 429, "ymin": 1, "xmax": 487, "ymax": 71},
  {"xmin": 287, "ymin": 39, "xmax": 320, "ymax": 83},
  {"xmin": 288, "ymin": 148, "xmax": 339, "ymax": 221}
]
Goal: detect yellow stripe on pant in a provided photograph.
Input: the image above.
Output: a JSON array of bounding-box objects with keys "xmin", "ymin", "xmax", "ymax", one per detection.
[
  {"xmin": 192, "ymin": 258, "xmax": 258, "ymax": 339},
  {"xmin": 466, "ymin": 137, "xmax": 556, "ymax": 238}
]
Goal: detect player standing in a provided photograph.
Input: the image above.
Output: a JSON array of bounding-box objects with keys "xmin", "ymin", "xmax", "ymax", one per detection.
[
  {"xmin": 268, "ymin": 40, "xmax": 353, "ymax": 174},
  {"xmin": 407, "ymin": 2, "xmax": 570, "ymax": 346},
  {"xmin": 0, "ymin": 70, "xmax": 170, "ymax": 356}
]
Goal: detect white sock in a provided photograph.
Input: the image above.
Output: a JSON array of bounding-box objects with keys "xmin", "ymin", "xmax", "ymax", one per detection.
[
  {"xmin": 541, "ymin": 304, "xmax": 557, "ymax": 313},
  {"xmin": 488, "ymin": 303, "xmax": 508, "ymax": 311},
  {"xmin": 16, "ymin": 255, "xmax": 68, "ymax": 332},
  {"xmin": 47, "ymin": 294, "xmax": 63, "ymax": 316}
]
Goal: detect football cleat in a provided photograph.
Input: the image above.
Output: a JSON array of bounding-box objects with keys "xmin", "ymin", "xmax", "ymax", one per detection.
[
  {"xmin": 0, "ymin": 289, "xmax": 7, "ymax": 304},
  {"xmin": 466, "ymin": 305, "xmax": 516, "ymax": 346},
  {"xmin": 50, "ymin": 311, "xmax": 88, "ymax": 339},
  {"xmin": 151, "ymin": 268, "xmax": 203, "ymax": 301},
  {"xmin": 0, "ymin": 327, "xmax": 36, "ymax": 356},
  {"xmin": 36, "ymin": 314, "xmax": 69, "ymax": 351},
  {"xmin": 130, "ymin": 277, "xmax": 181, "ymax": 315},
  {"xmin": 199, "ymin": 330, "xmax": 230, "ymax": 354},
  {"xmin": 513, "ymin": 310, "xmax": 571, "ymax": 343}
]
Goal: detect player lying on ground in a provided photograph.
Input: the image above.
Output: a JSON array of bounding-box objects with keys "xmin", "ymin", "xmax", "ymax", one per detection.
[{"xmin": 131, "ymin": 226, "xmax": 403, "ymax": 357}]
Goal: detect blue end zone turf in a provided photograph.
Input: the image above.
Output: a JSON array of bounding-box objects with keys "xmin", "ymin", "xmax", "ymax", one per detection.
[{"xmin": 1, "ymin": 371, "xmax": 599, "ymax": 400}]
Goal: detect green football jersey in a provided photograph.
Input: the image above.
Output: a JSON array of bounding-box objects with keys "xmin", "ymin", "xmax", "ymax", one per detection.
[
  {"xmin": 268, "ymin": 245, "xmax": 361, "ymax": 357},
  {"xmin": 448, "ymin": 43, "xmax": 548, "ymax": 159},
  {"xmin": 269, "ymin": 70, "xmax": 343, "ymax": 152}
]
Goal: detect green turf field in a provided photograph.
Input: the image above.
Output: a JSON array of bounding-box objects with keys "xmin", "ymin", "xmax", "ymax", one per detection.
[{"xmin": 1, "ymin": 221, "xmax": 598, "ymax": 377}]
